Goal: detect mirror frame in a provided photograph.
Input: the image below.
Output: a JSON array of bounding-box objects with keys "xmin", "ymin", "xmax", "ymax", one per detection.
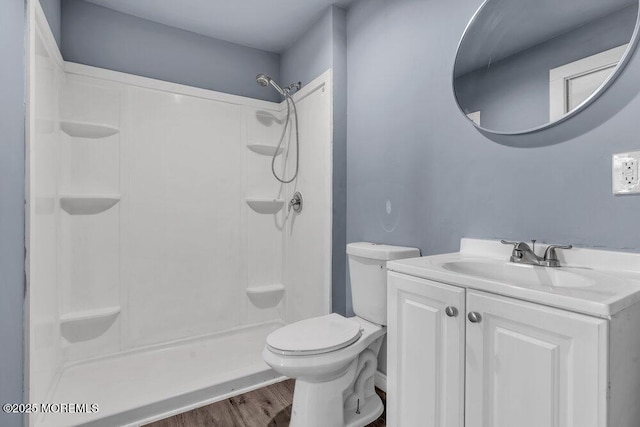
[{"xmin": 452, "ymin": 0, "xmax": 640, "ymax": 135}]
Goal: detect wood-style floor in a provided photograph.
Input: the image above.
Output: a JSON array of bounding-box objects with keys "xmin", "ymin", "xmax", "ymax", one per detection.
[{"xmin": 145, "ymin": 379, "xmax": 386, "ymax": 427}]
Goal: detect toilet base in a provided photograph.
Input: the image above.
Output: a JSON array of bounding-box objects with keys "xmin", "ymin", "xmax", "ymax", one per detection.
[
  {"xmin": 289, "ymin": 371, "xmax": 384, "ymax": 427},
  {"xmin": 288, "ymin": 339, "xmax": 384, "ymax": 427},
  {"xmin": 344, "ymin": 393, "xmax": 384, "ymax": 427}
]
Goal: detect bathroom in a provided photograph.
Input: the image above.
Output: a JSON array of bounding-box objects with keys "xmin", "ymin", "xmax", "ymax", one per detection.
[{"xmin": 2, "ymin": 0, "xmax": 640, "ymax": 426}]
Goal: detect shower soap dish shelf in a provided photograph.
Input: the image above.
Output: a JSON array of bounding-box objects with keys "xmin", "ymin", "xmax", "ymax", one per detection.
[
  {"xmin": 247, "ymin": 143, "xmax": 283, "ymax": 157},
  {"xmin": 60, "ymin": 194, "xmax": 121, "ymax": 215},
  {"xmin": 60, "ymin": 306, "xmax": 121, "ymax": 342},
  {"xmin": 61, "ymin": 120, "xmax": 120, "ymax": 139},
  {"xmin": 246, "ymin": 198, "xmax": 284, "ymax": 214},
  {"xmin": 61, "ymin": 306, "xmax": 121, "ymax": 323},
  {"xmin": 247, "ymin": 284, "xmax": 285, "ymax": 308}
]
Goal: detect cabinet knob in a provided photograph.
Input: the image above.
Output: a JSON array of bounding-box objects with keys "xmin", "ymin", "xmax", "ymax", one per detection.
[
  {"xmin": 468, "ymin": 312, "xmax": 482, "ymax": 323},
  {"xmin": 445, "ymin": 306, "xmax": 458, "ymax": 317}
]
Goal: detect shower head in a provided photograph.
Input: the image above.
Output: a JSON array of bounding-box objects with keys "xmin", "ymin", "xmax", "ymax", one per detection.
[
  {"xmin": 256, "ymin": 74, "xmax": 270, "ymax": 87},
  {"xmin": 256, "ymin": 74, "xmax": 285, "ymax": 96}
]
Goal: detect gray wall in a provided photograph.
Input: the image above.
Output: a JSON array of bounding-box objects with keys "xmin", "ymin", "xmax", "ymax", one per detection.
[
  {"xmin": 281, "ymin": 7, "xmax": 334, "ymax": 88},
  {"xmin": 40, "ymin": 0, "xmax": 61, "ymax": 47},
  {"xmin": 281, "ymin": 6, "xmax": 349, "ymax": 315},
  {"xmin": 0, "ymin": 1, "xmax": 26, "ymax": 425},
  {"xmin": 455, "ymin": 5, "xmax": 637, "ymax": 132},
  {"xmin": 346, "ymin": 0, "xmax": 640, "ymax": 322},
  {"xmin": 61, "ymin": 0, "xmax": 281, "ymax": 102}
]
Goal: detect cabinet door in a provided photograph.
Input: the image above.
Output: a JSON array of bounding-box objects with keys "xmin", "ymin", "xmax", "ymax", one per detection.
[
  {"xmin": 465, "ymin": 290, "xmax": 608, "ymax": 427},
  {"xmin": 387, "ymin": 272, "xmax": 465, "ymax": 427}
]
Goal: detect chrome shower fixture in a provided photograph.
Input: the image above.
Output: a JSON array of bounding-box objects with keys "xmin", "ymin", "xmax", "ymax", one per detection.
[
  {"xmin": 285, "ymin": 82, "xmax": 302, "ymax": 93},
  {"xmin": 255, "ymin": 74, "xmax": 301, "ymax": 96},
  {"xmin": 255, "ymin": 73, "xmax": 302, "ymax": 184},
  {"xmin": 256, "ymin": 74, "xmax": 285, "ymax": 96}
]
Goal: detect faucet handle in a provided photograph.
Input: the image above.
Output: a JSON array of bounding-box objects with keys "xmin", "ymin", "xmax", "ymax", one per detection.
[
  {"xmin": 500, "ymin": 240, "xmax": 519, "ymax": 248},
  {"xmin": 543, "ymin": 244, "xmax": 573, "ymax": 262},
  {"xmin": 501, "ymin": 240, "xmax": 531, "ymax": 260},
  {"xmin": 501, "ymin": 240, "xmax": 531, "ymax": 250}
]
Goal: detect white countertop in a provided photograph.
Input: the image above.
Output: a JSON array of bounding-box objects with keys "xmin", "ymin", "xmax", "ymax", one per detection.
[{"xmin": 387, "ymin": 239, "xmax": 640, "ymax": 318}]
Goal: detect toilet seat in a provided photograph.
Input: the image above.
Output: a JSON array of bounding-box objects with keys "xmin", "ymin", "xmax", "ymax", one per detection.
[{"xmin": 266, "ymin": 313, "xmax": 363, "ymax": 356}]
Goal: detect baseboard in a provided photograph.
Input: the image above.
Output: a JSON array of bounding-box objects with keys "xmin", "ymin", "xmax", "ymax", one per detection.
[{"xmin": 374, "ymin": 370, "xmax": 387, "ymax": 392}]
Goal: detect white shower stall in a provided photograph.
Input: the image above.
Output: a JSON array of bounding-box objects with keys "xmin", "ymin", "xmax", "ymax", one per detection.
[{"xmin": 27, "ymin": 4, "xmax": 332, "ymax": 426}]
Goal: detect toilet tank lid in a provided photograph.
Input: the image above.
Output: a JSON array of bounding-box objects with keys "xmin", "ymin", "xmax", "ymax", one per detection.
[{"xmin": 347, "ymin": 242, "xmax": 420, "ymax": 261}]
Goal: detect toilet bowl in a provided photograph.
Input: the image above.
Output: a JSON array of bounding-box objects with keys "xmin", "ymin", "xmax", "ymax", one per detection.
[
  {"xmin": 263, "ymin": 314, "xmax": 386, "ymax": 427},
  {"xmin": 262, "ymin": 242, "xmax": 420, "ymax": 427}
]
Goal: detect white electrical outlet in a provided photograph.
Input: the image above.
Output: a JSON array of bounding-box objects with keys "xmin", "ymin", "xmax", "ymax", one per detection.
[{"xmin": 613, "ymin": 151, "xmax": 640, "ymax": 195}]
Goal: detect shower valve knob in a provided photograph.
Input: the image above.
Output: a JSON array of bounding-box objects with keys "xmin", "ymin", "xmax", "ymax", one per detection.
[{"xmin": 289, "ymin": 192, "xmax": 303, "ymax": 213}]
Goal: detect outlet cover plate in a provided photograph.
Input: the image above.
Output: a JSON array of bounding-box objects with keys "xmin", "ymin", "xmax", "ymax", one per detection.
[{"xmin": 613, "ymin": 151, "xmax": 640, "ymax": 195}]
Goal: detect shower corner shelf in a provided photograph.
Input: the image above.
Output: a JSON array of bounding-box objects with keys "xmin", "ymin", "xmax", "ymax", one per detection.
[
  {"xmin": 246, "ymin": 143, "xmax": 283, "ymax": 157},
  {"xmin": 60, "ymin": 306, "xmax": 121, "ymax": 343},
  {"xmin": 60, "ymin": 120, "xmax": 120, "ymax": 139},
  {"xmin": 60, "ymin": 194, "xmax": 121, "ymax": 215},
  {"xmin": 246, "ymin": 198, "xmax": 284, "ymax": 214},
  {"xmin": 246, "ymin": 284, "xmax": 285, "ymax": 308},
  {"xmin": 61, "ymin": 306, "xmax": 121, "ymax": 324}
]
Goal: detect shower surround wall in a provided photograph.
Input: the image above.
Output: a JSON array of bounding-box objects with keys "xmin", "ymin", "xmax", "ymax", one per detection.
[
  {"xmin": 59, "ymin": 0, "xmax": 349, "ymax": 314},
  {"xmin": 27, "ymin": 5, "xmax": 332, "ymax": 425},
  {"xmin": 28, "ymin": 5, "xmax": 64, "ymax": 409},
  {"xmin": 281, "ymin": 5, "xmax": 348, "ymax": 316}
]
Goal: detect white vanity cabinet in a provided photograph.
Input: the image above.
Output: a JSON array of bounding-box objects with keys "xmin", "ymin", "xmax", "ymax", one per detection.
[
  {"xmin": 465, "ymin": 290, "xmax": 607, "ymax": 427},
  {"xmin": 387, "ymin": 272, "xmax": 624, "ymax": 427},
  {"xmin": 387, "ymin": 272, "xmax": 466, "ymax": 427}
]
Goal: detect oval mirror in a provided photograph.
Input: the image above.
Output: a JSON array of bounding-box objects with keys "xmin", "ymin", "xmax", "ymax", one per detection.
[{"xmin": 453, "ymin": 0, "xmax": 640, "ymax": 134}]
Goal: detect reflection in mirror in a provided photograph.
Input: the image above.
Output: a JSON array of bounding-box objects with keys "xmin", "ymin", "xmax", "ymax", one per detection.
[{"xmin": 453, "ymin": 0, "xmax": 639, "ymax": 134}]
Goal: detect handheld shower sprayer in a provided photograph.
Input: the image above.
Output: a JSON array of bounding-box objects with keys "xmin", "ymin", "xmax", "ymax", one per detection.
[
  {"xmin": 255, "ymin": 74, "xmax": 301, "ymax": 184},
  {"xmin": 256, "ymin": 74, "xmax": 286, "ymax": 96}
]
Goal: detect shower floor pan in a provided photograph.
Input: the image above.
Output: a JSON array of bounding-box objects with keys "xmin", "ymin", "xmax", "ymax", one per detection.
[{"xmin": 36, "ymin": 321, "xmax": 285, "ymax": 427}]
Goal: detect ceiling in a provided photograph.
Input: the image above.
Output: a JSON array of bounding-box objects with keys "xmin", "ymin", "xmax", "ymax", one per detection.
[
  {"xmin": 455, "ymin": 0, "xmax": 637, "ymax": 76},
  {"xmin": 83, "ymin": 0, "xmax": 354, "ymax": 53}
]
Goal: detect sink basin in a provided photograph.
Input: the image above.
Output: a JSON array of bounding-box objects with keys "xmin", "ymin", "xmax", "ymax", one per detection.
[{"xmin": 441, "ymin": 260, "xmax": 595, "ymax": 288}]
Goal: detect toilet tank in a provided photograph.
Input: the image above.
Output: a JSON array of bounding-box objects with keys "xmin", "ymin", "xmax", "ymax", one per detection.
[{"xmin": 347, "ymin": 242, "xmax": 420, "ymax": 325}]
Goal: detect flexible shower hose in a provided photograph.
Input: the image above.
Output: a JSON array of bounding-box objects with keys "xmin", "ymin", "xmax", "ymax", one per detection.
[{"xmin": 271, "ymin": 93, "xmax": 299, "ymax": 183}]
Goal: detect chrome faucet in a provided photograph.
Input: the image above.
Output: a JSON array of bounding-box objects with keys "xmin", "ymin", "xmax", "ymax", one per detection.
[{"xmin": 501, "ymin": 240, "xmax": 572, "ymax": 267}]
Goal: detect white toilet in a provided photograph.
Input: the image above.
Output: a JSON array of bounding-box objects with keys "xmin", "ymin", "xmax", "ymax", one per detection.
[{"xmin": 262, "ymin": 242, "xmax": 420, "ymax": 427}]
